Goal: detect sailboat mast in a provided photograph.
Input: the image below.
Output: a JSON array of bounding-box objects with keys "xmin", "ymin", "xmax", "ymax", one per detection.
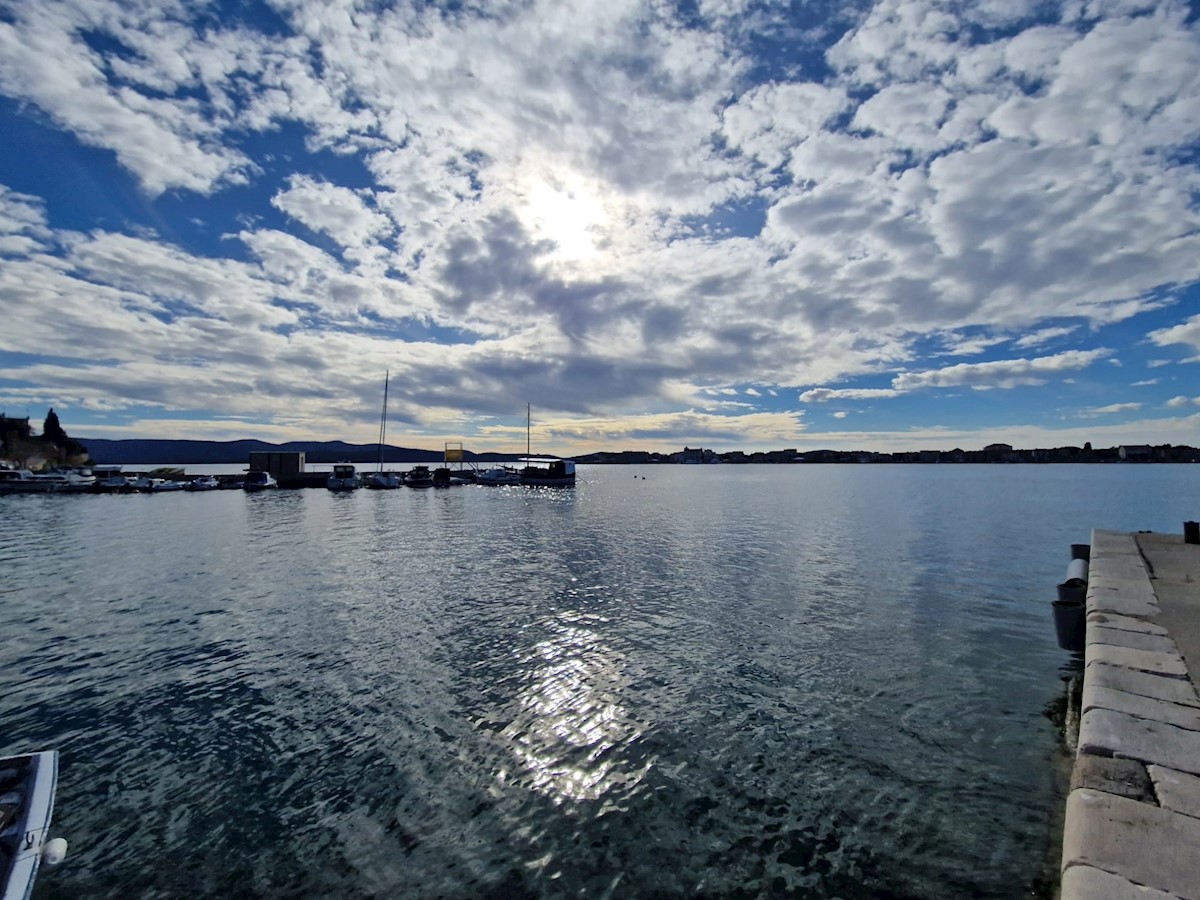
[
  {"xmin": 526, "ymin": 402, "xmax": 531, "ymax": 459},
  {"xmin": 378, "ymin": 370, "xmax": 389, "ymax": 472}
]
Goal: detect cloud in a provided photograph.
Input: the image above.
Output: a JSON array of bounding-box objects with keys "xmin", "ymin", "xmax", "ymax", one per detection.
[
  {"xmin": 1, "ymin": 0, "xmax": 1199, "ymax": 450},
  {"xmin": 1148, "ymin": 314, "xmax": 1200, "ymax": 353},
  {"xmin": 939, "ymin": 333, "xmax": 1007, "ymax": 356},
  {"xmin": 799, "ymin": 388, "xmax": 902, "ymax": 403},
  {"xmin": 892, "ymin": 349, "xmax": 1111, "ymax": 391},
  {"xmin": 1013, "ymin": 326, "xmax": 1078, "ymax": 349},
  {"xmin": 0, "ymin": 3, "xmax": 259, "ymax": 195},
  {"xmin": 1131, "ymin": 379, "xmax": 1159, "ymax": 387},
  {"xmin": 272, "ymin": 176, "xmax": 394, "ymax": 250},
  {"xmin": 1078, "ymin": 402, "xmax": 1142, "ymax": 418},
  {"xmin": 1165, "ymin": 395, "xmax": 1200, "ymax": 409}
]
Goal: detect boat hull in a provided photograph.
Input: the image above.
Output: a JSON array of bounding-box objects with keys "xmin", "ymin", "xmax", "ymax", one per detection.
[{"xmin": 1, "ymin": 750, "xmax": 59, "ymax": 900}]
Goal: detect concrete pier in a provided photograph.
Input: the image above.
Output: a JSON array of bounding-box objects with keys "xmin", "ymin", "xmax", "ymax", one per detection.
[{"xmin": 1061, "ymin": 529, "xmax": 1200, "ymax": 899}]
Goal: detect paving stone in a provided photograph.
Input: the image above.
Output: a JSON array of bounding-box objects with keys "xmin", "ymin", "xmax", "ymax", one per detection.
[
  {"xmin": 1062, "ymin": 788, "xmax": 1200, "ymax": 897},
  {"xmin": 1087, "ymin": 612, "xmax": 1170, "ymax": 637},
  {"xmin": 1099, "ymin": 532, "xmax": 1142, "ymax": 554},
  {"xmin": 1088, "ymin": 586, "xmax": 1162, "ymax": 619},
  {"xmin": 1148, "ymin": 765, "xmax": 1200, "ymax": 820},
  {"xmin": 1071, "ymin": 754, "xmax": 1153, "ymax": 801},
  {"xmin": 1079, "ymin": 708, "xmax": 1200, "ymax": 776},
  {"xmin": 1087, "ymin": 644, "xmax": 1189, "ymax": 677},
  {"xmin": 1087, "ymin": 662, "xmax": 1200, "ymax": 708},
  {"xmin": 1060, "ymin": 865, "xmax": 1180, "ymax": 900},
  {"xmin": 1094, "ymin": 571, "xmax": 1156, "ymax": 592},
  {"xmin": 1087, "ymin": 625, "xmax": 1180, "ymax": 654},
  {"xmin": 1081, "ymin": 684, "xmax": 1200, "ymax": 731}
]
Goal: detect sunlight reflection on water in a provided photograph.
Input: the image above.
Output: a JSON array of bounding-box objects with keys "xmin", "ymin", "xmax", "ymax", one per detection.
[{"xmin": 501, "ymin": 610, "xmax": 652, "ymax": 806}]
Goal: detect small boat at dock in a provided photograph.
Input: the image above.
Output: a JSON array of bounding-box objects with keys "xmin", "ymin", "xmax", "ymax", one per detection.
[
  {"xmin": 365, "ymin": 471, "xmax": 402, "ymax": 489},
  {"xmin": 90, "ymin": 466, "xmax": 136, "ymax": 493},
  {"xmin": 0, "ymin": 469, "xmax": 76, "ymax": 493},
  {"xmin": 518, "ymin": 405, "xmax": 576, "ymax": 486},
  {"xmin": 366, "ymin": 372, "xmax": 402, "ymax": 489},
  {"xmin": 327, "ymin": 464, "xmax": 361, "ymax": 491},
  {"xmin": 518, "ymin": 457, "xmax": 576, "ymax": 486},
  {"xmin": 243, "ymin": 471, "xmax": 278, "ymax": 491},
  {"xmin": 477, "ymin": 466, "xmax": 521, "ymax": 485},
  {"xmin": 404, "ymin": 465, "xmax": 434, "ymax": 488},
  {"xmin": 187, "ymin": 475, "xmax": 220, "ymax": 491},
  {"xmin": 1, "ymin": 750, "xmax": 67, "ymax": 899}
]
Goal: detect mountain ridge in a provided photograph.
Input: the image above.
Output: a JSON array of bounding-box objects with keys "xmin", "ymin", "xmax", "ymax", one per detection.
[{"xmin": 78, "ymin": 438, "xmax": 520, "ymax": 465}]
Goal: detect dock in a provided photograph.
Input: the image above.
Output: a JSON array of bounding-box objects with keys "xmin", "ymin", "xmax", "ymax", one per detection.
[{"xmin": 1060, "ymin": 529, "xmax": 1200, "ymax": 898}]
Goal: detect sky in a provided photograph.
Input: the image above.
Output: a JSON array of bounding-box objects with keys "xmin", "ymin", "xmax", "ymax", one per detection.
[{"xmin": 1, "ymin": 0, "xmax": 1199, "ymax": 456}]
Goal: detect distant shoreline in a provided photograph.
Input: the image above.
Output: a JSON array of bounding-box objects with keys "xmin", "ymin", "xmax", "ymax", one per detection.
[{"xmin": 76, "ymin": 437, "xmax": 1200, "ymax": 466}]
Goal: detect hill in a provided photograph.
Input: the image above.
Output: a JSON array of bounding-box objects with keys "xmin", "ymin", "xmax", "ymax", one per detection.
[{"xmin": 77, "ymin": 438, "xmax": 518, "ymax": 466}]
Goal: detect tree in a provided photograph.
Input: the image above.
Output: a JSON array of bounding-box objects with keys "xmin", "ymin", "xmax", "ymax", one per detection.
[
  {"xmin": 36, "ymin": 408, "xmax": 89, "ymax": 465},
  {"xmin": 43, "ymin": 408, "xmax": 68, "ymax": 444}
]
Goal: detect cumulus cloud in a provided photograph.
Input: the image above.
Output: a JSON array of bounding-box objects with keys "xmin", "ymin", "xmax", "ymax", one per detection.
[
  {"xmin": 1165, "ymin": 395, "xmax": 1200, "ymax": 408},
  {"xmin": 1148, "ymin": 315, "xmax": 1200, "ymax": 353},
  {"xmin": 892, "ymin": 349, "xmax": 1112, "ymax": 391},
  {"xmin": 272, "ymin": 176, "xmax": 394, "ymax": 250}
]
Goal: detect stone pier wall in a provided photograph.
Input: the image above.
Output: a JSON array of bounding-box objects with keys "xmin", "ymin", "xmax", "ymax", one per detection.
[{"xmin": 1060, "ymin": 529, "xmax": 1200, "ymax": 899}]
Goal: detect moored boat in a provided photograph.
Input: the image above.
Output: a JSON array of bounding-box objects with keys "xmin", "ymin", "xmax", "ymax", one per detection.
[
  {"xmin": 1, "ymin": 750, "xmax": 67, "ymax": 899},
  {"xmin": 518, "ymin": 457, "xmax": 576, "ymax": 486},
  {"xmin": 0, "ymin": 469, "xmax": 58, "ymax": 493},
  {"xmin": 90, "ymin": 465, "xmax": 137, "ymax": 493},
  {"xmin": 518, "ymin": 404, "xmax": 576, "ymax": 486},
  {"xmin": 327, "ymin": 464, "xmax": 361, "ymax": 491},
  {"xmin": 404, "ymin": 465, "xmax": 434, "ymax": 488},
  {"xmin": 187, "ymin": 475, "xmax": 220, "ymax": 491},
  {"xmin": 0, "ymin": 468, "xmax": 95, "ymax": 493},
  {"xmin": 366, "ymin": 371, "xmax": 402, "ymax": 489},
  {"xmin": 365, "ymin": 471, "xmax": 402, "ymax": 489},
  {"xmin": 477, "ymin": 466, "xmax": 521, "ymax": 485},
  {"xmin": 243, "ymin": 471, "xmax": 278, "ymax": 491},
  {"xmin": 134, "ymin": 475, "xmax": 187, "ymax": 492}
]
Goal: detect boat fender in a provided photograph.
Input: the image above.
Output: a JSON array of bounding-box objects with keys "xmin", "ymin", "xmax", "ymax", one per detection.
[
  {"xmin": 1065, "ymin": 558, "xmax": 1088, "ymax": 584},
  {"xmin": 43, "ymin": 837, "xmax": 68, "ymax": 867}
]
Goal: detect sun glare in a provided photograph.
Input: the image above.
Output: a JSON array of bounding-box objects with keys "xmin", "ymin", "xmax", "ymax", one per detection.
[{"xmin": 521, "ymin": 174, "xmax": 609, "ymax": 264}]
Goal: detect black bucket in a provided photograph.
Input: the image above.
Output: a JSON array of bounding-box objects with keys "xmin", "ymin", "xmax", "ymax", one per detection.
[
  {"xmin": 1070, "ymin": 543, "xmax": 1091, "ymax": 561},
  {"xmin": 1053, "ymin": 599, "xmax": 1086, "ymax": 652}
]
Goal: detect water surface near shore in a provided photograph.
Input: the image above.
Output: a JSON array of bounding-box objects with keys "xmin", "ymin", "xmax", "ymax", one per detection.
[{"xmin": 4, "ymin": 464, "xmax": 1196, "ymax": 898}]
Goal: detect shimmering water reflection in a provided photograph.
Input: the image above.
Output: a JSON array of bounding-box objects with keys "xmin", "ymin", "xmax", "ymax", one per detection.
[{"xmin": 4, "ymin": 464, "xmax": 1198, "ymax": 898}]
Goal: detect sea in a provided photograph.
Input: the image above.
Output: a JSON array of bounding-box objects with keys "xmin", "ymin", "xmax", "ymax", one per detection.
[{"xmin": 3, "ymin": 462, "xmax": 1197, "ymax": 899}]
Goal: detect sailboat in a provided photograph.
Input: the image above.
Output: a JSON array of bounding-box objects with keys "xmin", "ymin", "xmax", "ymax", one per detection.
[
  {"xmin": 365, "ymin": 371, "xmax": 402, "ymax": 489},
  {"xmin": 517, "ymin": 403, "xmax": 576, "ymax": 486}
]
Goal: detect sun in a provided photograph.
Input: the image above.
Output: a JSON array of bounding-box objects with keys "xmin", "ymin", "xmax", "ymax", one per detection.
[{"xmin": 520, "ymin": 172, "xmax": 610, "ymax": 264}]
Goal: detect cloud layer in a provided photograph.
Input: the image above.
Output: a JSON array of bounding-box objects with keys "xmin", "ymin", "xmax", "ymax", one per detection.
[{"xmin": 1, "ymin": 0, "xmax": 1198, "ymax": 452}]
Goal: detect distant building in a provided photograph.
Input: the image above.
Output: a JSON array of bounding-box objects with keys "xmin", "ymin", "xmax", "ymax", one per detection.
[
  {"xmin": 1118, "ymin": 445, "xmax": 1153, "ymax": 461},
  {"xmin": 249, "ymin": 450, "xmax": 306, "ymax": 477},
  {"xmin": 983, "ymin": 443, "xmax": 1017, "ymax": 463}
]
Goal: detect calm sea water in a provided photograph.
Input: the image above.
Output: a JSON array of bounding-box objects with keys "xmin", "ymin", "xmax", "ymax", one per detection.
[{"xmin": 3, "ymin": 463, "xmax": 1197, "ymax": 899}]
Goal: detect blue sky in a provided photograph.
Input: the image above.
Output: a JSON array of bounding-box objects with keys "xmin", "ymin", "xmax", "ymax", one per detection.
[{"xmin": 1, "ymin": 0, "xmax": 1199, "ymax": 455}]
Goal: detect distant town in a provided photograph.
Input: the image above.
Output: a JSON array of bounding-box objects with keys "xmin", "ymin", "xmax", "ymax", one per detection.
[{"xmin": 577, "ymin": 443, "xmax": 1200, "ymax": 465}]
